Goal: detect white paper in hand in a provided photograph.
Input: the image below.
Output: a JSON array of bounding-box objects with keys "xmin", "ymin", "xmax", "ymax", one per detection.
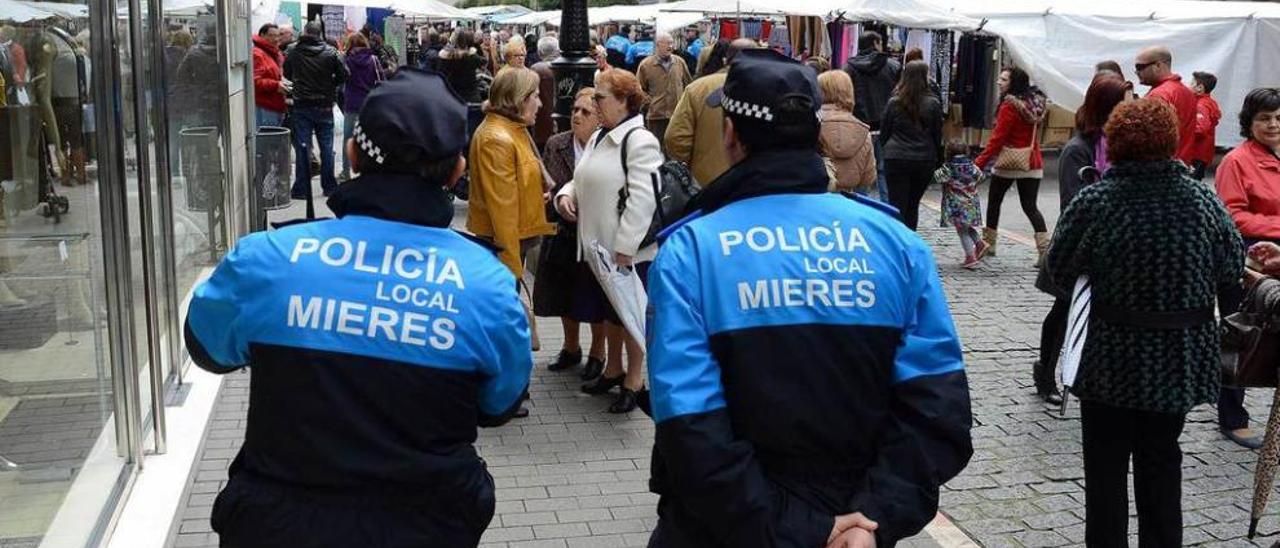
[{"xmin": 1059, "ymin": 275, "xmax": 1091, "ymax": 415}]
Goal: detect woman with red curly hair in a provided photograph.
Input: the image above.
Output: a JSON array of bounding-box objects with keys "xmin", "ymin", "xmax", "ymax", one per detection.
[{"xmin": 1044, "ymin": 99, "xmax": 1243, "ymax": 547}]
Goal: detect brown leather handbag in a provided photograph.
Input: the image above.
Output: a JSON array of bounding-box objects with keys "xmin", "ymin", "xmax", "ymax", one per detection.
[
  {"xmin": 1221, "ymin": 281, "xmax": 1280, "ymax": 388},
  {"xmin": 993, "ymin": 121, "xmax": 1039, "ymax": 172}
]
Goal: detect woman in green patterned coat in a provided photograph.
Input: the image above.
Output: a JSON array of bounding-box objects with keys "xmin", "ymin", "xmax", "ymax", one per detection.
[{"xmin": 1045, "ymin": 99, "xmax": 1244, "ymax": 548}]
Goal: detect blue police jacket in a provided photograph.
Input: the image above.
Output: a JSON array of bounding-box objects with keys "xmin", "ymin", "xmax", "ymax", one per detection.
[
  {"xmin": 184, "ymin": 173, "xmax": 532, "ymax": 497},
  {"xmin": 605, "ymin": 34, "xmax": 632, "ymax": 55},
  {"xmin": 626, "ymin": 41, "xmax": 655, "ymax": 68},
  {"xmin": 646, "ymin": 149, "xmax": 973, "ymax": 546}
]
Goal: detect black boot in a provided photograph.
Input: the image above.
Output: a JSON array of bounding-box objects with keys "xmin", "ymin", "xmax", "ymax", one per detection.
[
  {"xmin": 548, "ymin": 349, "xmax": 582, "ymax": 371},
  {"xmin": 609, "ymin": 387, "xmax": 643, "ymax": 414},
  {"xmin": 1032, "ymin": 360, "xmax": 1063, "ymax": 405}
]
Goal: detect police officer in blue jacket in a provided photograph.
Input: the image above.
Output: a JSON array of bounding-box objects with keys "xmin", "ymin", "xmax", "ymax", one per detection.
[
  {"xmin": 184, "ymin": 68, "xmax": 532, "ymax": 547},
  {"xmin": 645, "ymin": 49, "xmax": 974, "ymax": 548}
]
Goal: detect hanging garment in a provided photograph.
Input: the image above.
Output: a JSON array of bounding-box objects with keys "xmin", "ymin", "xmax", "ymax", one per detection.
[
  {"xmin": 772, "ymin": 24, "xmax": 792, "ymax": 57},
  {"xmin": 345, "ymin": 7, "xmax": 367, "ymax": 34},
  {"xmin": 367, "ymin": 8, "xmax": 393, "ymax": 36},
  {"xmin": 827, "ymin": 21, "xmax": 843, "ymax": 67},
  {"xmin": 761, "ymin": 20, "xmax": 773, "ymax": 43},
  {"xmin": 742, "ymin": 19, "xmax": 762, "ymax": 41},
  {"xmin": 719, "ymin": 20, "xmax": 739, "ymax": 40},
  {"xmin": 933, "ymin": 30, "xmax": 953, "ymax": 103},
  {"xmin": 905, "ymin": 29, "xmax": 931, "ymax": 63}
]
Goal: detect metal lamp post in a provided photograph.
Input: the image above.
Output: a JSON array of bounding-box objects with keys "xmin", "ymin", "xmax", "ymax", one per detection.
[{"xmin": 550, "ymin": 0, "xmax": 597, "ymax": 132}]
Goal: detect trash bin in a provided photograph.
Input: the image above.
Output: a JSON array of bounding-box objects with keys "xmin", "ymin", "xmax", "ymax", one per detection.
[
  {"xmin": 178, "ymin": 126, "xmax": 222, "ymax": 212},
  {"xmin": 255, "ymin": 126, "xmax": 292, "ymax": 210}
]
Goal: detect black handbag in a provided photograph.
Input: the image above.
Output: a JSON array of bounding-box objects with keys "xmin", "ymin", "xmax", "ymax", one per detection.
[{"xmin": 1221, "ymin": 280, "xmax": 1280, "ymax": 388}]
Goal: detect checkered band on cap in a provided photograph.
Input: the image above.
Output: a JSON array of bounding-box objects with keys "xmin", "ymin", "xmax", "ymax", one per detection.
[
  {"xmin": 352, "ymin": 121, "xmax": 386, "ymax": 165},
  {"xmin": 722, "ymin": 96, "xmax": 774, "ymax": 122}
]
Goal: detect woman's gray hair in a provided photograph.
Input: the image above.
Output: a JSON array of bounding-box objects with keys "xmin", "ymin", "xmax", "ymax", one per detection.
[{"xmin": 537, "ymin": 36, "xmax": 559, "ymax": 60}]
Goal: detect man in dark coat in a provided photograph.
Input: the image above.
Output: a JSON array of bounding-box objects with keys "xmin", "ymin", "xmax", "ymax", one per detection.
[
  {"xmin": 646, "ymin": 49, "xmax": 973, "ymax": 548},
  {"xmin": 186, "ymin": 69, "xmax": 532, "ymax": 548},
  {"xmin": 284, "ymin": 21, "xmax": 347, "ymax": 198},
  {"xmin": 844, "ymin": 31, "xmax": 901, "ymax": 202}
]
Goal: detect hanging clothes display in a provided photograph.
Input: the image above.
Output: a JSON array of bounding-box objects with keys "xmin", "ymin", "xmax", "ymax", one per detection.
[
  {"xmin": 367, "ymin": 8, "xmax": 394, "ymax": 36},
  {"xmin": 742, "ymin": 19, "xmax": 762, "ymax": 41},
  {"xmin": 955, "ymin": 33, "xmax": 1000, "ymax": 128},
  {"xmin": 761, "ymin": 20, "xmax": 773, "ymax": 43},
  {"xmin": 932, "ymin": 30, "xmax": 953, "ymax": 103},
  {"xmin": 827, "ymin": 21, "xmax": 843, "ymax": 66},
  {"xmin": 719, "ymin": 19, "xmax": 740, "ymax": 40},
  {"xmin": 344, "ymin": 6, "xmax": 367, "ymax": 34},
  {"xmin": 772, "ymin": 23, "xmax": 792, "ymax": 57},
  {"xmin": 905, "ymin": 29, "xmax": 931, "ymax": 61}
]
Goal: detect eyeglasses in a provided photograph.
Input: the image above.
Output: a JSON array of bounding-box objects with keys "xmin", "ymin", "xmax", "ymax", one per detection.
[{"xmin": 1134, "ymin": 61, "xmax": 1158, "ymax": 73}]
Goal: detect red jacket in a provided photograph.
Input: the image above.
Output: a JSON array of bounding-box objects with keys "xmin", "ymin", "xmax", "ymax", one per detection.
[
  {"xmin": 974, "ymin": 97, "xmax": 1044, "ymax": 173},
  {"xmin": 252, "ymin": 35, "xmax": 286, "ymax": 113},
  {"xmin": 1192, "ymin": 93, "xmax": 1221, "ymax": 165},
  {"xmin": 1215, "ymin": 139, "xmax": 1280, "ymax": 240},
  {"xmin": 1146, "ymin": 74, "xmax": 1197, "ymax": 165}
]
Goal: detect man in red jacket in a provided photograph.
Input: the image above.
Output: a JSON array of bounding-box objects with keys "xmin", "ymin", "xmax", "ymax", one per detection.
[
  {"xmin": 1190, "ymin": 71, "xmax": 1222, "ymax": 180},
  {"xmin": 1136, "ymin": 46, "xmax": 1197, "ymax": 165},
  {"xmin": 252, "ymin": 23, "xmax": 290, "ymax": 128}
]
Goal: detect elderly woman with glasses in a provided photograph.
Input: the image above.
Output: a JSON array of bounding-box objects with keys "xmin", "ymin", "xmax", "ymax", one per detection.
[{"xmin": 554, "ymin": 69, "xmax": 661, "ymax": 414}]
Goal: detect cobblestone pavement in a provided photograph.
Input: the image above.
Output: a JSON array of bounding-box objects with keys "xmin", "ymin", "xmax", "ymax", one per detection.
[{"xmin": 167, "ymin": 199, "xmax": 1276, "ymax": 548}]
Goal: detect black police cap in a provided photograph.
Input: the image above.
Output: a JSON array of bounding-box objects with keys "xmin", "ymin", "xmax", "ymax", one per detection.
[
  {"xmin": 352, "ymin": 68, "xmax": 467, "ymax": 168},
  {"xmin": 721, "ymin": 48, "xmax": 823, "ymax": 129}
]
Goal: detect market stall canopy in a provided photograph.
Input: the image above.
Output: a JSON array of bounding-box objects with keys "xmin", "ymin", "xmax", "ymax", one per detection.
[
  {"xmin": 659, "ymin": 0, "xmax": 786, "ymax": 16},
  {"xmin": 503, "ymin": 9, "xmax": 559, "ymax": 26},
  {"xmin": 20, "ymin": 1, "xmax": 88, "ymax": 19},
  {"xmin": 832, "ymin": 0, "xmax": 977, "ymax": 31},
  {"xmin": 463, "ymin": 4, "xmax": 532, "ymax": 22},
  {"xmin": 4, "ymin": 0, "xmax": 64, "ymax": 21},
  {"xmin": 392, "ymin": 0, "xmax": 478, "ymax": 19},
  {"xmin": 935, "ymin": 0, "xmax": 1280, "ymax": 147}
]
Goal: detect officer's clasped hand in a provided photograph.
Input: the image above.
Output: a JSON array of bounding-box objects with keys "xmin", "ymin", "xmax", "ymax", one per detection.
[{"xmin": 827, "ymin": 512, "xmax": 877, "ymax": 548}]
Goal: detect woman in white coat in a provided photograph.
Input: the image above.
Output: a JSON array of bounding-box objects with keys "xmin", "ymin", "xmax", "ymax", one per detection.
[{"xmin": 555, "ymin": 68, "xmax": 662, "ymax": 413}]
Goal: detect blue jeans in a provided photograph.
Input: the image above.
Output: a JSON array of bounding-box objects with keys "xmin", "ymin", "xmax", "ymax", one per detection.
[
  {"xmin": 341, "ymin": 111, "xmax": 356, "ymax": 175},
  {"xmin": 291, "ymin": 107, "xmax": 337, "ymax": 197},
  {"xmin": 872, "ymin": 134, "xmax": 889, "ymax": 202},
  {"xmin": 256, "ymin": 107, "xmax": 283, "ymax": 129}
]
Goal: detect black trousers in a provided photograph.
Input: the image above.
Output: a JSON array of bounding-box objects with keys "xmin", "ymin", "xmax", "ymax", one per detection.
[
  {"xmin": 213, "ymin": 473, "xmax": 495, "ymax": 548},
  {"xmin": 986, "ymin": 176, "xmax": 1048, "ymax": 233},
  {"xmin": 884, "ymin": 159, "xmax": 935, "ymax": 231},
  {"xmin": 1036, "ymin": 296, "xmax": 1069, "ymax": 393},
  {"xmin": 1081, "ymin": 400, "xmax": 1185, "ymax": 548}
]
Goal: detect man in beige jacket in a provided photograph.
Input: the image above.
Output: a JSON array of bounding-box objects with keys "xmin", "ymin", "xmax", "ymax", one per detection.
[
  {"xmin": 663, "ymin": 38, "xmax": 755, "ymax": 186},
  {"xmin": 637, "ymin": 33, "xmax": 692, "ymax": 155}
]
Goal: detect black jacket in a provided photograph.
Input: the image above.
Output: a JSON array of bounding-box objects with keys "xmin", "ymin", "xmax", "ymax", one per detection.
[
  {"xmin": 1058, "ymin": 134, "xmax": 1096, "ymax": 210},
  {"xmin": 184, "ymin": 174, "xmax": 531, "ymax": 520},
  {"xmin": 844, "ymin": 51, "xmax": 901, "ymax": 131},
  {"xmin": 648, "ymin": 148, "xmax": 973, "ymax": 547},
  {"xmin": 879, "ymin": 96, "xmax": 945, "ymax": 166},
  {"xmin": 283, "ymin": 35, "xmax": 347, "ymax": 108}
]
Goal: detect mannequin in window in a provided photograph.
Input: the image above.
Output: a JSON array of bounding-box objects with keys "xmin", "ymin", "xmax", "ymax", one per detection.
[{"xmin": 24, "ymin": 27, "xmax": 67, "ymax": 175}]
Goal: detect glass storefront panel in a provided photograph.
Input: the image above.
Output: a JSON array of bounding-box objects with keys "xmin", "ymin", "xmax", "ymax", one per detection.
[
  {"xmin": 165, "ymin": 10, "xmax": 229, "ymax": 351},
  {"xmin": 0, "ymin": 6, "xmax": 128, "ymax": 546}
]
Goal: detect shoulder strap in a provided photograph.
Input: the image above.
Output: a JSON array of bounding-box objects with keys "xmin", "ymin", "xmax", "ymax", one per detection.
[{"xmin": 616, "ymin": 127, "xmax": 645, "ymax": 216}]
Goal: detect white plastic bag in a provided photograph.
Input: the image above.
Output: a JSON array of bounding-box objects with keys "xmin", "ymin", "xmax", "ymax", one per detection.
[
  {"xmin": 585, "ymin": 240, "xmax": 647, "ymax": 345},
  {"xmin": 1059, "ymin": 275, "xmax": 1091, "ymax": 415}
]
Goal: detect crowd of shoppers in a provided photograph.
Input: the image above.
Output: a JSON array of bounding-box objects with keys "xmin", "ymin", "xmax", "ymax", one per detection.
[{"xmin": 233, "ymin": 22, "xmax": 1280, "ymax": 546}]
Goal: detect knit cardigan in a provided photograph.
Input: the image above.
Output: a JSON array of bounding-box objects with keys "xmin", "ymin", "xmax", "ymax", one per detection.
[{"xmin": 1045, "ymin": 160, "xmax": 1244, "ymax": 413}]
